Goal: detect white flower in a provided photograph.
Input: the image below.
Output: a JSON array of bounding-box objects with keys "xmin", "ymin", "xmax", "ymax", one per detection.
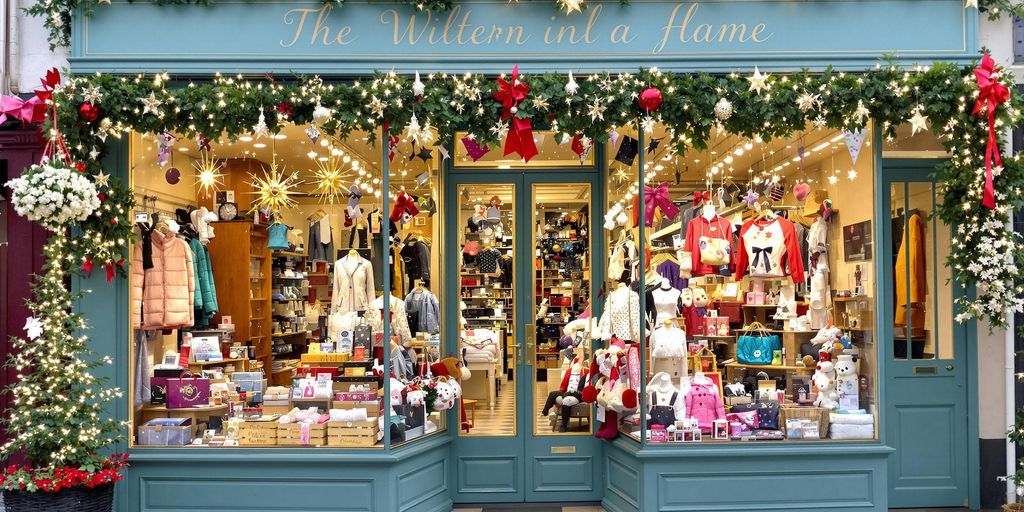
[
  {"xmin": 5, "ymin": 162, "xmax": 101, "ymax": 232},
  {"xmin": 24, "ymin": 317, "xmax": 43, "ymax": 340}
]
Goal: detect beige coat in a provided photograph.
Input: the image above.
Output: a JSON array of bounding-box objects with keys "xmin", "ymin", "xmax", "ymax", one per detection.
[
  {"xmin": 132, "ymin": 230, "xmax": 195, "ymax": 329},
  {"xmin": 332, "ymin": 255, "xmax": 375, "ymax": 314}
]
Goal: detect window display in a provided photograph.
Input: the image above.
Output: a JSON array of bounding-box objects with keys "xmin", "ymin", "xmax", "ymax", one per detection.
[
  {"xmin": 586, "ymin": 124, "xmax": 879, "ymax": 444},
  {"xmin": 128, "ymin": 124, "xmax": 446, "ymax": 448}
]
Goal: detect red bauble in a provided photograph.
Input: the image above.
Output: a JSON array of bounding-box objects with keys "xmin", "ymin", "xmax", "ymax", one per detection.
[
  {"xmin": 78, "ymin": 103, "xmax": 100, "ymax": 122},
  {"xmin": 97, "ymin": 193, "xmax": 107, "ymax": 202},
  {"xmin": 638, "ymin": 87, "xmax": 663, "ymax": 112}
]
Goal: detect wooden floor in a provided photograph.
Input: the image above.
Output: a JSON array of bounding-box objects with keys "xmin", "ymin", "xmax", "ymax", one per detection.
[{"xmin": 461, "ymin": 374, "xmax": 590, "ymax": 436}]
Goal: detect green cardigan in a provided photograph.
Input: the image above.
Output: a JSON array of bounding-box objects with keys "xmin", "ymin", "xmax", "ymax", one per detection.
[{"xmin": 189, "ymin": 238, "xmax": 218, "ymax": 326}]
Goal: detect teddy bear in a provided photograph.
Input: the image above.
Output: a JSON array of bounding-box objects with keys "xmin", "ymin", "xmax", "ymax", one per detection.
[
  {"xmin": 691, "ymin": 288, "xmax": 710, "ymax": 335},
  {"xmin": 834, "ymin": 354, "xmax": 858, "ymax": 409},
  {"xmin": 812, "ymin": 352, "xmax": 839, "ymax": 410},
  {"xmin": 432, "ymin": 379, "xmax": 456, "ymax": 411}
]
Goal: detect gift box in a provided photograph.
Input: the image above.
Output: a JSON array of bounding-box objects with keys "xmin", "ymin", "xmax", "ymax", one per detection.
[
  {"xmin": 138, "ymin": 418, "xmax": 192, "ymax": 446},
  {"xmin": 750, "ymin": 281, "xmax": 766, "ymax": 293},
  {"xmin": 745, "ymin": 291, "xmax": 766, "ymax": 305}
]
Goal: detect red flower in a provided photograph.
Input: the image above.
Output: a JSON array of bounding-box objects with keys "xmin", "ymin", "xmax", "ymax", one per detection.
[
  {"xmin": 73, "ymin": 162, "xmax": 86, "ymax": 173},
  {"xmin": 109, "ymin": 218, "xmax": 118, "ymax": 225},
  {"xmin": 97, "ymin": 193, "xmax": 106, "ymax": 202}
]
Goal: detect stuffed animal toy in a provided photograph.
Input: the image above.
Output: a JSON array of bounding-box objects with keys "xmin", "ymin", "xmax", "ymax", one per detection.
[
  {"xmin": 691, "ymin": 288, "xmax": 710, "ymax": 335},
  {"xmin": 810, "ymin": 325, "xmax": 843, "ymax": 355},
  {"xmin": 812, "ymin": 352, "xmax": 839, "ymax": 410},
  {"xmin": 433, "ymin": 379, "xmax": 455, "ymax": 411},
  {"xmin": 581, "ymin": 338, "xmax": 637, "ymax": 439},
  {"xmin": 834, "ymin": 354, "xmax": 858, "ymax": 409}
]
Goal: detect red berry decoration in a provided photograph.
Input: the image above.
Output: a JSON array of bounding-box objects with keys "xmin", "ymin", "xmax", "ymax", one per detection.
[
  {"xmin": 97, "ymin": 193, "xmax": 106, "ymax": 202},
  {"xmin": 78, "ymin": 103, "xmax": 100, "ymax": 122},
  {"xmin": 638, "ymin": 87, "xmax": 663, "ymax": 112}
]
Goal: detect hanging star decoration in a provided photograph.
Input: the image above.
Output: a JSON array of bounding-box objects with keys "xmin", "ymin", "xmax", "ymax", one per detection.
[
  {"xmin": 647, "ymin": 137, "xmax": 663, "ymax": 154},
  {"xmin": 531, "ymin": 95, "xmax": 550, "ymax": 111},
  {"xmin": 559, "ymin": 0, "xmax": 583, "ymax": 14},
  {"xmin": 406, "ymin": 114, "xmax": 435, "ymax": 145},
  {"xmin": 747, "ymin": 67, "xmax": 771, "ymax": 94},
  {"xmin": 437, "ymin": 144, "xmax": 451, "ymax": 160},
  {"xmin": 368, "ymin": 96, "xmax": 386, "ymax": 118},
  {"xmin": 88, "ymin": 146, "xmax": 101, "ymax": 161},
  {"xmin": 139, "ymin": 92, "xmax": 163, "ymax": 116},
  {"xmin": 565, "ymin": 71, "xmax": 580, "ymax": 95},
  {"xmin": 847, "ymin": 169, "xmax": 859, "ymax": 180},
  {"xmin": 812, "ymin": 115, "xmax": 828, "ymax": 129},
  {"xmin": 908, "ymin": 105, "xmax": 929, "ymax": 135},
  {"xmin": 851, "ymin": 99, "xmax": 870, "ymax": 126},
  {"xmin": 413, "ymin": 145, "xmax": 434, "ymax": 162},
  {"xmin": 613, "ymin": 167, "xmax": 630, "ymax": 184},
  {"xmin": 490, "ymin": 120, "xmax": 510, "ymax": 140},
  {"xmin": 193, "ymin": 150, "xmax": 225, "ymax": 195},
  {"xmin": 744, "ymin": 188, "xmax": 760, "ymax": 205},
  {"xmin": 81, "ymin": 86, "xmax": 103, "ymax": 105},
  {"xmin": 312, "ymin": 152, "xmax": 348, "ymax": 204},
  {"xmin": 252, "ymin": 109, "xmax": 270, "ymax": 139},
  {"xmin": 640, "ymin": 116, "xmax": 656, "ymax": 134},
  {"xmin": 795, "ymin": 92, "xmax": 820, "ymax": 112},
  {"xmin": 587, "ymin": 101, "xmax": 606, "ymax": 121},
  {"xmin": 412, "ymin": 71, "xmax": 426, "ymax": 97},
  {"xmin": 93, "ymin": 170, "xmax": 111, "ymax": 189},
  {"xmin": 249, "ymin": 159, "xmax": 303, "ymax": 215},
  {"xmin": 23, "ymin": 317, "xmax": 43, "ymax": 340}
]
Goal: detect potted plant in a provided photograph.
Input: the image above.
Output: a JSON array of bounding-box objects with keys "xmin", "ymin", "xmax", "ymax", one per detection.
[
  {"xmin": 0, "ymin": 69, "xmax": 128, "ymax": 511},
  {"xmin": 1004, "ymin": 409, "xmax": 1024, "ymax": 512}
]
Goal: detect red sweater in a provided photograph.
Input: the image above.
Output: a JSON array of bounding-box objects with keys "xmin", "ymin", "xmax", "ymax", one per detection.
[
  {"xmin": 734, "ymin": 217, "xmax": 806, "ymax": 283},
  {"xmin": 682, "ymin": 215, "xmax": 734, "ymax": 276}
]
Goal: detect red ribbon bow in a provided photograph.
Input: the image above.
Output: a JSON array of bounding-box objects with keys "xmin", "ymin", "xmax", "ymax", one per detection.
[
  {"xmin": 389, "ymin": 191, "xmax": 420, "ymax": 223},
  {"xmin": 693, "ymin": 191, "xmax": 711, "ymax": 206},
  {"xmin": 972, "ymin": 53, "xmax": 1010, "ymax": 209},
  {"xmin": 643, "ymin": 182, "xmax": 680, "ymax": 227},
  {"xmin": 105, "ymin": 258, "xmax": 125, "ymax": 284},
  {"xmin": 493, "ymin": 65, "xmax": 538, "ymax": 163}
]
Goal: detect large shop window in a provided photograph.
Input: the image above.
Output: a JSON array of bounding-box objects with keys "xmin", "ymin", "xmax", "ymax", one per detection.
[
  {"xmin": 599, "ymin": 123, "xmax": 880, "ymax": 443},
  {"xmin": 128, "ymin": 123, "xmax": 446, "ymax": 449}
]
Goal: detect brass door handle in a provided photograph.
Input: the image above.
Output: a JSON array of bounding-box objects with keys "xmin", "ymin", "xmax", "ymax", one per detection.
[
  {"xmin": 525, "ymin": 325, "xmax": 536, "ymax": 363},
  {"xmin": 945, "ymin": 364, "xmax": 955, "ymax": 371},
  {"xmin": 512, "ymin": 344, "xmax": 522, "ymax": 366}
]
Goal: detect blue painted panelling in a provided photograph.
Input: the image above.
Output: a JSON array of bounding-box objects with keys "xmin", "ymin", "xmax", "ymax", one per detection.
[
  {"xmin": 531, "ymin": 456, "xmax": 594, "ymax": 492},
  {"xmin": 71, "ymin": 0, "xmax": 976, "ymax": 73},
  {"xmin": 141, "ymin": 476, "xmax": 374, "ymax": 511},
  {"xmin": 397, "ymin": 458, "xmax": 449, "ymax": 512},
  {"xmin": 456, "ymin": 456, "xmax": 519, "ymax": 493},
  {"xmin": 894, "ymin": 405, "xmax": 957, "ymax": 480},
  {"xmin": 658, "ymin": 470, "xmax": 874, "ymax": 511},
  {"xmin": 604, "ymin": 449, "xmax": 641, "ymax": 511}
]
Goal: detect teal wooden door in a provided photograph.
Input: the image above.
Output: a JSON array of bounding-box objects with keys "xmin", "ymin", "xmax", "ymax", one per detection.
[
  {"xmin": 881, "ymin": 160, "xmax": 971, "ymax": 508},
  {"xmin": 448, "ymin": 170, "xmax": 604, "ymax": 504}
]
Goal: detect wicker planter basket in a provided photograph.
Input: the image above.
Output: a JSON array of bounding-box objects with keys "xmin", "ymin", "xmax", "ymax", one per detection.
[
  {"xmin": 3, "ymin": 484, "xmax": 114, "ymax": 512},
  {"xmin": 1003, "ymin": 503, "xmax": 1024, "ymax": 512}
]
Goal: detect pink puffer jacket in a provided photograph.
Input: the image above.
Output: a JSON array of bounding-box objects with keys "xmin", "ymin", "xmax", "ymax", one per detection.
[
  {"xmin": 685, "ymin": 381, "xmax": 725, "ymax": 433},
  {"xmin": 132, "ymin": 230, "xmax": 195, "ymax": 329}
]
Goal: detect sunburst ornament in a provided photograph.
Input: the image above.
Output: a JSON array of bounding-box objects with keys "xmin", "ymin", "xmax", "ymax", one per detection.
[
  {"xmin": 193, "ymin": 151, "xmax": 225, "ymax": 195},
  {"xmin": 313, "ymin": 152, "xmax": 349, "ymax": 204},
  {"xmin": 249, "ymin": 159, "xmax": 303, "ymax": 215}
]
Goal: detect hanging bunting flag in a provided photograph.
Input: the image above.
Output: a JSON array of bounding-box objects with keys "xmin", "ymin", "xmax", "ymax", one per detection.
[
  {"xmin": 843, "ymin": 128, "xmax": 867, "ymax": 165},
  {"xmin": 461, "ymin": 137, "xmax": 490, "ymax": 162}
]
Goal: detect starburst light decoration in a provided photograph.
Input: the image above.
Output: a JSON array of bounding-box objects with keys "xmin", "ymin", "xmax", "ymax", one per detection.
[
  {"xmin": 249, "ymin": 158, "xmax": 303, "ymax": 215},
  {"xmin": 192, "ymin": 150, "xmax": 225, "ymax": 195},
  {"xmin": 312, "ymin": 151, "xmax": 349, "ymax": 204}
]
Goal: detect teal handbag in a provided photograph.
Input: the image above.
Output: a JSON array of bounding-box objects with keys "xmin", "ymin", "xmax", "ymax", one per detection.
[{"xmin": 736, "ymin": 323, "xmax": 780, "ymax": 365}]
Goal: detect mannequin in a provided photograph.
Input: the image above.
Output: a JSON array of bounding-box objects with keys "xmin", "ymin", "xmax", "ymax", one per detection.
[
  {"xmin": 596, "ymin": 283, "xmax": 641, "ymax": 342},
  {"xmin": 332, "ymin": 250, "xmax": 375, "ymax": 314},
  {"xmin": 651, "ymin": 278, "xmax": 682, "ymax": 324},
  {"xmin": 647, "ymin": 372, "xmax": 684, "ymax": 428},
  {"xmin": 541, "ymin": 354, "xmax": 590, "ymax": 432}
]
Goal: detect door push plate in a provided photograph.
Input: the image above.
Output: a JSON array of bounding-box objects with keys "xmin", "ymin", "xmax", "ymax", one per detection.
[
  {"xmin": 550, "ymin": 446, "xmax": 576, "ymax": 454},
  {"xmin": 912, "ymin": 365, "xmax": 937, "ymax": 375}
]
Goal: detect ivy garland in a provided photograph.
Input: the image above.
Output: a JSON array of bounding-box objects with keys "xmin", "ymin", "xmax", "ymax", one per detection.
[{"xmin": 51, "ymin": 61, "xmax": 1024, "ymax": 330}]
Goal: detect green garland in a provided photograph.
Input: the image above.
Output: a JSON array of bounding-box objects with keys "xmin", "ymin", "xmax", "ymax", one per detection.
[{"xmin": 52, "ymin": 61, "xmax": 1024, "ymax": 330}]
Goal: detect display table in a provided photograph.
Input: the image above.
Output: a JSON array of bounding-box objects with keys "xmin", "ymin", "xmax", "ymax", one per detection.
[
  {"xmin": 139, "ymin": 403, "xmax": 228, "ymax": 438},
  {"xmin": 464, "ymin": 358, "xmax": 501, "ymax": 410}
]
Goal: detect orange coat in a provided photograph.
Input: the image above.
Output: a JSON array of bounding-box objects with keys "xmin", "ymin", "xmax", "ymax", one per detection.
[
  {"xmin": 132, "ymin": 230, "xmax": 195, "ymax": 329},
  {"xmin": 895, "ymin": 214, "xmax": 926, "ymax": 328}
]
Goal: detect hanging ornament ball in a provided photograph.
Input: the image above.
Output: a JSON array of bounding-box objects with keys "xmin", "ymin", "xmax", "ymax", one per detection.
[
  {"xmin": 78, "ymin": 103, "xmax": 101, "ymax": 122},
  {"xmin": 638, "ymin": 87, "xmax": 663, "ymax": 112},
  {"xmin": 714, "ymin": 98, "xmax": 733, "ymax": 121},
  {"xmin": 165, "ymin": 167, "xmax": 181, "ymax": 185},
  {"xmin": 510, "ymin": 105, "xmax": 518, "ymax": 114},
  {"xmin": 552, "ymin": 244, "xmax": 562, "ymax": 253},
  {"xmin": 312, "ymin": 105, "xmax": 333, "ymax": 125},
  {"xmin": 553, "ymin": 255, "xmax": 561, "ymax": 262}
]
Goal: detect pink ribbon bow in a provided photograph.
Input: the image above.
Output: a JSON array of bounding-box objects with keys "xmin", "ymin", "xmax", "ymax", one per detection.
[
  {"xmin": 643, "ymin": 182, "xmax": 680, "ymax": 227},
  {"xmin": 493, "ymin": 65, "xmax": 538, "ymax": 163},
  {"xmin": 972, "ymin": 53, "xmax": 1011, "ymax": 209},
  {"xmin": 0, "ymin": 68, "xmax": 58, "ymax": 125}
]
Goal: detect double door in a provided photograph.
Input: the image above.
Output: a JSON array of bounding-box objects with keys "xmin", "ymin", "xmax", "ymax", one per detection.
[{"xmin": 446, "ymin": 171, "xmax": 604, "ymax": 504}]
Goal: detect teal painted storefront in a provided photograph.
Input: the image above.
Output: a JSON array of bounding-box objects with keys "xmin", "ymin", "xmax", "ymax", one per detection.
[{"xmin": 70, "ymin": 1, "xmax": 981, "ymax": 510}]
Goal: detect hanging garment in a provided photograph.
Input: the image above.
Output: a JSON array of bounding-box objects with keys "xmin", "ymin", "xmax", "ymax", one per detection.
[
  {"xmin": 366, "ymin": 295, "xmax": 413, "ymax": 345},
  {"xmin": 309, "ymin": 215, "xmax": 334, "ymax": 261},
  {"xmin": 189, "ymin": 237, "xmax": 218, "ymax": 327},
  {"xmin": 682, "ymin": 215, "xmax": 733, "ymax": 276},
  {"xmin": 498, "ymin": 256, "xmax": 514, "ymax": 288},
  {"xmin": 895, "ymin": 213, "xmax": 927, "ymax": 328},
  {"xmin": 268, "ymin": 222, "xmax": 290, "ymax": 250},
  {"xmin": 332, "ymin": 255, "xmax": 376, "ymax": 314},
  {"xmin": 405, "ymin": 289, "xmax": 441, "ymax": 334},
  {"xmin": 190, "ymin": 207, "xmax": 217, "ymax": 243},
  {"xmin": 132, "ymin": 230, "xmax": 195, "ymax": 330},
  {"xmin": 400, "ymin": 240, "xmax": 432, "ymax": 287},
  {"xmin": 734, "ymin": 217, "xmax": 806, "ymax": 283},
  {"xmin": 349, "ymin": 225, "xmax": 369, "ymax": 249},
  {"xmin": 655, "ymin": 259, "xmax": 687, "ymax": 291},
  {"xmin": 133, "ymin": 330, "xmax": 152, "ymax": 406},
  {"xmin": 597, "ymin": 286, "xmax": 641, "ymax": 342},
  {"xmin": 477, "ymin": 247, "xmax": 501, "ymax": 274}
]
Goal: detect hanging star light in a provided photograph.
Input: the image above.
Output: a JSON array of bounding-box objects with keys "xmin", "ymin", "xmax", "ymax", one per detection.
[
  {"xmin": 559, "ymin": 0, "xmax": 583, "ymax": 14},
  {"xmin": 139, "ymin": 92, "xmax": 163, "ymax": 116},
  {"xmin": 368, "ymin": 96, "xmax": 386, "ymax": 118},
  {"xmin": 587, "ymin": 101, "xmax": 606, "ymax": 121},
  {"xmin": 82, "ymin": 86, "xmax": 103, "ymax": 105},
  {"xmin": 851, "ymin": 100, "xmax": 870, "ymax": 126},
  {"xmin": 192, "ymin": 150, "xmax": 225, "ymax": 195},
  {"xmin": 249, "ymin": 159, "xmax": 303, "ymax": 215},
  {"xmin": 88, "ymin": 146, "xmax": 101, "ymax": 161},
  {"xmin": 812, "ymin": 115, "xmax": 828, "ymax": 129},
  {"xmin": 795, "ymin": 92, "xmax": 820, "ymax": 112},
  {"xmin": 93, "ymin": 170, "xmax": 110, "ymax": 188},
  {"xmin": 312, "ymin": 152, "xmax": 348, "ymax": 204},
  {"xmin": 847, "ymin": 169, "xmax": 859, "ymax": 181},
  {"xmin": 640, "ymin": 116, "xmax": 656, "ymax": 134},
  {"xmin": 531, "ymin": 95, "xmax": 550, "ymax": 111},
  {"xmin": 747, "ymin": 67, "xmax": 771, "ymax": 94},
  {"xmin": 908, "ymin": 106, "xmax": 929, "ymax": 135},
  {"xmin": 252, "ymin": 110, "xmax": 270, "ymax": 139}
]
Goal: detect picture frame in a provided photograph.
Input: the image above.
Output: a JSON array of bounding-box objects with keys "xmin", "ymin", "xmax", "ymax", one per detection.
[
  {"xmin": 161, "ymin": 352, "xmax": 181, "ymax": 368},
  {"xmin": 843, "ymin": 220, "xmax": 873, "ymax": 262},
  {"xmin": 712, "ymin": 419, "xmax": 729, "ymax": 440}
]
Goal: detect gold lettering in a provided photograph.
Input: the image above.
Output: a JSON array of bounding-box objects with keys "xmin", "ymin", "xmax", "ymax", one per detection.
[
  {"xmin": 440, "ymin": 7, "xmax": 460, "ymax": 44},
  {"xmin": 652, "ymin": 3, "xmax": 688, "ymax": 54},
  {"xmin": 456, "ymin": 8, "xmax": 472, "ymax": 44},
  {"xmin": 750, "ymin": 23, "xmax": 772, "ymax": 42},
  {"xmin": 470, "ymin": 25, "xmax": 487, "ymax": 44},
  {"xmin": 679, "ymin": 3, "xmax": 699, "ymax": 43},
  {"xmin": 544, "ymin": 16, "xmax": 557, "ymax": 44},
  {"xmin": 609, "ymin": 24, "xmax": 636, "ymax": 44},
  {"xmin": 312, "ymin": 5, "xmax": 334, "ymax": 45},
  {"xmin": 581, "ymin": 4, "xmax": 600, "ymax": 44},
  {"xmin": 556, "ymin": 25, "xmax": 576, "ymax": 44},
  {"xmin": 381, "ymin": 8, "xmax": 432, "ymax": 45},
  {"xmin": 694, "ymin": 23, "xmax": 712, "ymax": 42},
  {"xmin": 280, "ymin": 7, "xmax": 319, "ymax": 48},
  {"xmin": 335, "ymin": 25, "xmax": 356, "ymax": 45},
  {"xmin": 505, "ymin": 25, "xmax": 528, "ymax": 45},
  {"xmin": 714, "ymin": 23, "xmax": 746, "ymax": 43}
]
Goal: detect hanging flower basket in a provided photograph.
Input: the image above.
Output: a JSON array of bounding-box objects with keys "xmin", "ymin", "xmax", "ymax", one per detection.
[{"xmin": 3, "ymin": 484, "xmax": 113, "ymax": 512}]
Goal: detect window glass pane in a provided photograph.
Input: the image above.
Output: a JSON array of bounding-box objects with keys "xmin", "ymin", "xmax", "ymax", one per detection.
[
  {"xmin": 933, "ymin": 190, "xmax": 955, "ymax": 360},
  {"xmin": 457, "ymin": 184, "xmax": 516, "ymax": 436},
  {"xmin": 898, "ymin": 182, "xmax": 934, "ymax": 360},
  {"xmin": 533, "ymin": 183, "xmax": 593, "ymax": 435},
  {"xmin": 453, "ymin": 130, "xmax": 594, "ymax": 168}
]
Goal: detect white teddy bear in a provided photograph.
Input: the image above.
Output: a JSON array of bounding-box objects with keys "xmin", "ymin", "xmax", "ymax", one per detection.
[
  {"xmin": 433, "ymin": 380, "xmax": 456, "ymax": 411},
  {"xmin": 834, "ymin": 354, "xmax": 859, "ymax": 409},
  {"xmin": 812, "ymin": 353, "xmax": 839, "ymax": 410}
]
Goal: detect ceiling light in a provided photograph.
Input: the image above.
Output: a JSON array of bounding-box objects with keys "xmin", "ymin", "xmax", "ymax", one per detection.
[
  {"xmin": 253, "ymin": 143, "xmax": 267, "ymax": 149},
  {"xmin": 744, "ymin": 141, "xmax": 753, "ymax": 150},
  {"xmin": 812, "ymin": 142, "xmax": 830, "ymax": 152},
  {"xmin": 307, "ymin": 151, "xmax": 317, "ymax": 159},
  {"xmin": 724, "ymin": 156, "xmax": 734, "ymax": 164},
  {"xmin": 773, "ymin": 165, "xmax": 783, "ymax": 171},
  {"xmin": 274, "ymin": 134, "xmax": 287, "ymax": 140},
  {"xmin": 318, "ymin": 157, "xmax": 328, "ymax": 162},
  {"xmin": 734, "ymin": 148, "xmax": 744, "ymax": 156},
  {"xmin": 239, "ymin": 136, "xmax": 253, "ymax": 142},
  {"xmin": 791, "ymin": 156, "xmax": 801, "ymax": 162},
  {"xmin": 178, "ymin": 147, "xmax": 189, "ymax": 152},
  {"xmin": 320, "ymin": 139, "xmax": 329, "ymax": 147},
  {"xmin": 830, "ymin": 133, "xmax": 845, "ymax": 142}
]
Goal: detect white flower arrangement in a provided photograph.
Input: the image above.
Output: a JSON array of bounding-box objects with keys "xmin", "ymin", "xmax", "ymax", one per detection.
[{"xmin": 6, "ymin": 161, "xmax": 101, "ymax": 232}]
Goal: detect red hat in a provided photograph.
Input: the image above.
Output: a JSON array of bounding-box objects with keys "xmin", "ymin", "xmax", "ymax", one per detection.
[{"xmin": 817, "ymin": 352, "xmax": 832, "ymax": 362}]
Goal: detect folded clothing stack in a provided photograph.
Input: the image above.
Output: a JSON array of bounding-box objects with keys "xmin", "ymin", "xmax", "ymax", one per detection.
[{"xmin": 829, "ymin": 411, "xmax": 874, "ymax": 439}]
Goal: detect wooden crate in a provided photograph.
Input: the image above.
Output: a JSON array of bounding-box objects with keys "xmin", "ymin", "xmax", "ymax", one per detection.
[
  {"xmin": 781, "ymin": 406, "xmax": 831, "ymax": 434},
  {"xmin": 332, "ymin": 399, "xmax": 382, "ymax": 418},
  {"xmin": 327, "ymin": 421, "xmax": 379, "ymax": 448},
  {"xmin": 277, "ymin": 423, "xmax": 328, "ymax": 446},
  {"xmin": 238, "ymin": 420, "xmax": 279, "ymax": 446}
]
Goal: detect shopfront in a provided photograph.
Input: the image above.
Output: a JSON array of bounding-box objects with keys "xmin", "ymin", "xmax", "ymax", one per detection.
[{"xmin": 52, "ymin": 0, "xmax": 999, "ymax": 509}]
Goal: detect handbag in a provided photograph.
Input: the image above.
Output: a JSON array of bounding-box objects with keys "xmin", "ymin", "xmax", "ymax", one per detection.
[
  {"xmin": 736, "ymin": 322, "xmax": 781, "ymax": 365},
  {"xmin": 166, "ymin": 371, "xmax": 211, "ymax": 409},
  {"xmin": 698, "ymin": 218, "xmax": 731, "ymax": 266},
  {"xmin": 757, "ymin": 402, "xmax": 780, "ymax": 430},
  {"xmin": 353, "ymin": 323, "xmax": 372, "ymax": 349}
]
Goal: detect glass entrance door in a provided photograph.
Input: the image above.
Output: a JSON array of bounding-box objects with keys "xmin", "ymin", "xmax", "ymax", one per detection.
[{"xmin": 448, "ymin": 172, "xmax": 603, "ymax": 504}]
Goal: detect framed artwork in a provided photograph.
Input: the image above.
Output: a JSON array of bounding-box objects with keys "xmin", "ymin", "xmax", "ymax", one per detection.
[{"xmin": 843, "ymin": 220, "xmax": 872, "ymax": 262}]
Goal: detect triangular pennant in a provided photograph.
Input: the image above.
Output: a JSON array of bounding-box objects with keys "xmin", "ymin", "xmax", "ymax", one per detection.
[
  {"xmin": 614, "ymin": 136, "xmax": 639, "ymax": 166},
  {"xmin": 461, "ymin": 137, "xmax": 490, "ymax": 162},
  {"xmin": 843, "ymin": 129, "xmax": 867, "ymax": 165}
]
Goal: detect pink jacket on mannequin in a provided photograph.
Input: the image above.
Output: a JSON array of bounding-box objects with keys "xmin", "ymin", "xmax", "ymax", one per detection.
[
  {"xmin": 132, "ymin": 230, "xmax": 195, "ymax": 329},
  {"xmin": 685, "ymin": 380, "xmax": 725, "ymax": 433}
]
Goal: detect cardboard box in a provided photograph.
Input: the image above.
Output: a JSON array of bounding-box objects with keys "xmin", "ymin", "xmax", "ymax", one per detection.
[
  {"xmin": 137, "ymin": 418, "xmax": 192, "ymax": 446},
  {"xmin": 332, "ymin": 399, "xmax": 383, "ymax": 418}
]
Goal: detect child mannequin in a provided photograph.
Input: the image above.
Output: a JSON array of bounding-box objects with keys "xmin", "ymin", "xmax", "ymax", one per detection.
[{"xmin": 541, "ymin": 354, "xmax": 590, "ymax": 432}]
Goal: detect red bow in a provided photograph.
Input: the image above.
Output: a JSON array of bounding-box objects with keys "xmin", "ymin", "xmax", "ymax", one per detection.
[
  {"xmin": 0, "ymin": 68, "xmax": 59, "ymax": 125},
  {"xmin": 105, "ymin": 258, "xmax": 125, "ymax": 284},
  {"xmin": 643, "ymin": 182, "xmax": 680, "ymax": 227},
  {"xmin": 492, "ymin": 65, "xmax": 538, "ymax": 163},
  {"xmin": 389, "ymin": 191, "xmax": 420, "ymax": 223},
  {"xmin": 972, "ymin": 53, "xmax": 1010, "ymax": 209},
  {"xmin": 693, "ymin": 191, "xmax": 711, "ymax": 206}
]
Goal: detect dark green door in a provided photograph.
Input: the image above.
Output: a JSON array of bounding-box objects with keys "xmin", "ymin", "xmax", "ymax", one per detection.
[
  {"xmin": 447, "ymin": 170, "xmax": 604, "ymax": 504},
  {"xmin": 881, "ymin": 160, "xmax": 971, "ymax": 508}
]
